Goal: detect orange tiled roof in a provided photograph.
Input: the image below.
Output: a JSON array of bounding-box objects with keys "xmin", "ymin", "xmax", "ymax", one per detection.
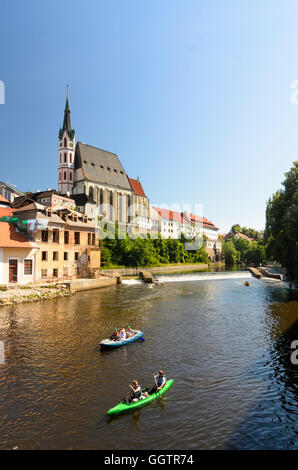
[
  {"xmin": 152, "ymin": 207, "xmax": 219, "ymax": 229},
  {"xmin": 152, "ymin": 207, "xmax": 184, "ymax": 223},
  {"xmin": 128, "ymin": 178, "xmax": 147, "ymax": 198}
]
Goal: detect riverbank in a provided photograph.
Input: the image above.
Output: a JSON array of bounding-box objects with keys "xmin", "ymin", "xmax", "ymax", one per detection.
[{"xmin": 0, "ymin": 283, "xmax": 73, "ymax": 306}]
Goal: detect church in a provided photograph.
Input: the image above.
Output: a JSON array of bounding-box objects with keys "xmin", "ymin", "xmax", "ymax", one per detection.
[{"xmin": 58, "ymin": 93, "xmax": 151, "ymax": 234}]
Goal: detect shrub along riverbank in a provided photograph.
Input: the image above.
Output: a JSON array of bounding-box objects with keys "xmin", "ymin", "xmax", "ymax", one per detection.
[{"xmin": 100, "ymin": 226, "xmax": 210, "ymax": 268}]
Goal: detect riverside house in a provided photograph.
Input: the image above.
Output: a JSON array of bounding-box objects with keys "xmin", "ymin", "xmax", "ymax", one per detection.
[
  {"xmin": 0, "ymin": 195, "xmax": 39, "ymax": 284},
  {"xmin": 13, "ymin": 200, "xmax": 100, "ymax": 282}
]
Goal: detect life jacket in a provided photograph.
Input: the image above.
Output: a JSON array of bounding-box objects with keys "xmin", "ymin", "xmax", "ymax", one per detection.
[{"xmin": 156, "ymin": 374, "xmax": 166, "ymax": 387}]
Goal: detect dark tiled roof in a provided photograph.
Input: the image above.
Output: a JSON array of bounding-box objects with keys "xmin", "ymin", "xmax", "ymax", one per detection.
[
  {"xmin": 74, "ymin": 142, "xmax": 132, "ymax": 191},
  {"xmin": 72, "ymin": 193, "xmax": 96, "ymax": 206}
]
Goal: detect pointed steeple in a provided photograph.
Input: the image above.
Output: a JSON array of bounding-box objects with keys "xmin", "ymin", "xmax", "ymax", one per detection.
[{"xmin": 59, "ymin": 86, "xmax": 75, "ymax": 139}]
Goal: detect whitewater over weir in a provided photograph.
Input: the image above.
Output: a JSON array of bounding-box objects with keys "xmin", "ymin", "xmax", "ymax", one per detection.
[{"xmin": 122, "ymin": 271, "xmax": 252, "ymax": 285}]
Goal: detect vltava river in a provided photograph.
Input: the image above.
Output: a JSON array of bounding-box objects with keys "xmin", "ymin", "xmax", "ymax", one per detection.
[{"xmin": 0, "ymin": 271, "xmax": 297, "ymax": 450}]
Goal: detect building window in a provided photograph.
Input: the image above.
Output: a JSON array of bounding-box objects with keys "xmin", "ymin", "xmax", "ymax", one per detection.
[
  {"xmin": 64, "ymin": 137, "xmax": 67, "ymax": 147},
  {"xmin": 64, "ymin": 231, "xmax": 69, "ymax": 244},
  {"xmin": 41, "ymin": 230, "xmax": 49, "ymax": 242},
  {"xmin": 53, "ymin": 268, "xmax": 58, "ymax": 278},
  {"xmin": 64, "ymin": 153, "xmax": 67, "ymax": 163},
  {"xmin": 64, "ymin": 171, "xmax": 67, "ymax": 181},
  {"xmin": 41, "ymin": 269, "xmax": 47, "ymax": 278},
  {"xmin": 24, "ymin": 259, "xmax": 33, "ymax": 276},
  {"xmin": 92, "ymin": 233, "xmax": 95, "ymax": 245},
  {"xmin": 74, "ymin": 232, "xmax": 80, "ymax": 245},
  {"xmin": 63, "ymin": 267, "xmax": 68, "ymax": 276},
  {"xmin": 70, "ymin": 154, "xmax": 72, "ymax": 163},
  {"xmin": 64, "ymin": 252, "xmax": 68, "ymax": 261},
  {"xmin": 53, "ymin": 230, "xmax": 59, "ymax": 243},
  {"xmin": 88, "ymin": 233, "xmax": 92, "ymax": 245},
  {"xmin": 70, "ymin": 172, "xmax": 72, "ymax": 181},
  {"xmin": 74, "ymin": 252, "xmax": 79, "ymax": 261},
  {"xmin": 41, "ymin": 251, "xmax": 48, "ymax": 261},
  {"xmin": 53, "ymin": 252, "xmax": 59, "ymax": 261}
]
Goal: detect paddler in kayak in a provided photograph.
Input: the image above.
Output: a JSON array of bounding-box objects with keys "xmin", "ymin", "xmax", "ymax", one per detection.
[
  {"xmin": 125, "ymin": 380, "xmax": 142, "ymax": 403},
  {"xmin": 144, "ymin": 370, "xmax": 166, "ymax": 396}
]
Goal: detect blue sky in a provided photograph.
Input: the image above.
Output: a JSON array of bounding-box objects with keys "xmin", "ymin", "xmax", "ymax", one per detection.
[{"xmin": 0, "ymin": 0, "xmax": 297, "ymax": 233}]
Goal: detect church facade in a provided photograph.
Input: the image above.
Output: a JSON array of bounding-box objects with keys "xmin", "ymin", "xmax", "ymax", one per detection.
[{"xmin": 58, "ymin": 94, "xmax": 151, "ymax": 234}]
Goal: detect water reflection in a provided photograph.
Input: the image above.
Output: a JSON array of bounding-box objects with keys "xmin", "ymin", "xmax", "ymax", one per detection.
[{"xmin": 226, "ymin": 320, "xmax": 298, "ymax": 450}]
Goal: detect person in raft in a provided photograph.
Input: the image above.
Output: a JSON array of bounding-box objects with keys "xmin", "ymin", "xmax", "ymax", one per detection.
[
  {"xmin": 119, "ymin": 328, "xmax": 126, "ymax": 341},
  {"xmin": 126, "ymin": 380, "xmax": 142, "ymax": 403},
  {"xmin": 126, "ymin": 325, "xmax": 134, "ymax": 337},
  {"xmin": 110, "ymin": 329, "xmax": 119, "ymax": 341},
  {"xmin": 144, "ymin": 370, "xmax": 166, "ymax": 396}
]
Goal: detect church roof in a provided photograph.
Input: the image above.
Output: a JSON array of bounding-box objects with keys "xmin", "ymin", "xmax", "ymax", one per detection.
[
  {"xmin": 128, "ymin": 177, "xmax": 147, "ymax": 198},
  {"xmin": 74, "ymin": 142, "xmax": 132, "ymax": 191}
]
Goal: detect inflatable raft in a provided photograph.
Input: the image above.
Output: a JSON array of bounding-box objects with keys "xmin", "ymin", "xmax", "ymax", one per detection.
[{"xmin": 100, "ymin": 330, "xmax": 144, "ymax": 349}]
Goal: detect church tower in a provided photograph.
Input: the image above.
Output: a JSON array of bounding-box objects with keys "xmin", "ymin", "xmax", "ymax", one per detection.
[{"xmin": 58, "ymin": 88, "xmax": 75, "ymax": 194}]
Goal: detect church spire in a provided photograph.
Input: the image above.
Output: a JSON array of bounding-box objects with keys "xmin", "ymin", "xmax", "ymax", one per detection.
[
  {"xmin": 58, "ymin": 86, "xmax": 76, "ymax": 194},
  {"xmin": 59, "ymin": 86, "xmax": 75, "ymax": 139}
]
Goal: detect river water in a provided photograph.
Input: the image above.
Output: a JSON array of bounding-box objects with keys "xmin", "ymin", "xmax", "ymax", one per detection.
[{"xmin": 0, "ymin": 270, "xmax": 297, "ymax": 450}]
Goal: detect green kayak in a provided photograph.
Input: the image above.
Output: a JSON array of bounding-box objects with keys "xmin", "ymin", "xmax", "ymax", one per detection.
[{"xmin": 107, "ymin": 379, "xmax": 174, "ymax": 416}]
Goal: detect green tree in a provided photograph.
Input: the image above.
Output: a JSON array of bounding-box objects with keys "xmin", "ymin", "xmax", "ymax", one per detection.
[
  {"xmin": 223, "ymin": 241, "xmax": 240, "ymax": 265},
  {"xmin": 231, "ymin": 224, "xmax": 241, "ymax": 233},
  {"xmin": 264, "ymin": 161, "xmax": 298, "ymax": 281},
  {"xmin": 245, "ymin": 241, "xmax": 266, "ymax": 266}
]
